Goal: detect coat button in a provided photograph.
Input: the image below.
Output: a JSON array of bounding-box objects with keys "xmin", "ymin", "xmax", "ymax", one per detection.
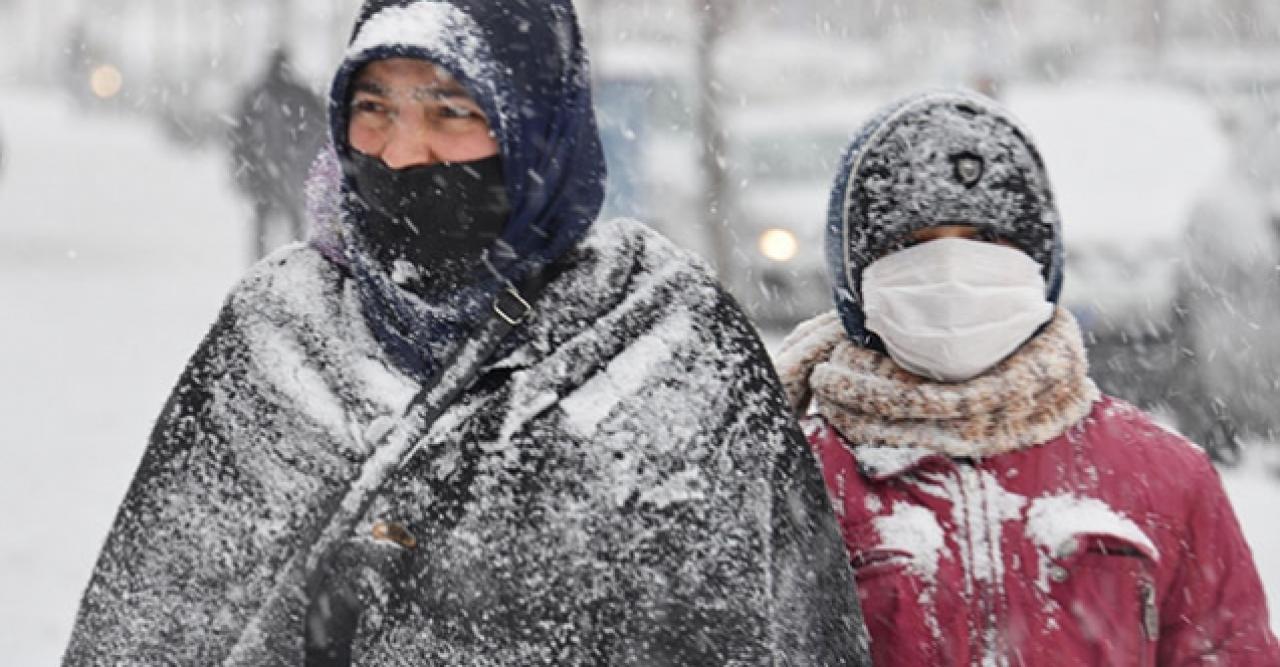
[
  {"xmin": 371, "ymin": 520, "xmax": 418, "ymax": 550},
  {"xmin": 1049, "ymin": 565, "xmax": 1070, "ymax": 583}
]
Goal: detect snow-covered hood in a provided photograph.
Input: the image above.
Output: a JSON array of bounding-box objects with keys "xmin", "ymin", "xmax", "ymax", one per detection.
[
  {"xmin": 824, "ymin": 91, "xmax": 1065, "ymax": 348},
  {"xmin": 305, "ymin": 0, "xmax": 608, "ymax": 381},
  {"xmin": 326, "ymin": 0, "xmax": 606, "ymax": 282}
]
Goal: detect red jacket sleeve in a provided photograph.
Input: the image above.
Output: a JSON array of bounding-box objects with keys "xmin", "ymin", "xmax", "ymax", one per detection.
[{"xmin": 1158, "ymin": 455, "xmax": 1280, "ymax": 665}]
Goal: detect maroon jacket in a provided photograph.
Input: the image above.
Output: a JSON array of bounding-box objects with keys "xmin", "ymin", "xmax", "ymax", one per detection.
[{"xmin": 806, "ymin": 395, "xmax": 1279, "ymax": 666}]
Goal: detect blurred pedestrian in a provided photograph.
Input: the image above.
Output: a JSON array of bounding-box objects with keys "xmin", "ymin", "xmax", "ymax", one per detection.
[
  {"xmin": 62, "ymin": 1, "xmax": 869, "ymax": 664},
  {"xmin": 229, "ymin": 48, "xmax": 326, "ymax": 259},
  {"xmin": 777, "ymin": 90, "xmax": 1279, "ymax": 665}
]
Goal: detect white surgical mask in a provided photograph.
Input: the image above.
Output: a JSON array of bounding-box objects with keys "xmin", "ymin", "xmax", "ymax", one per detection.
[{"xmin": 861, "ymin": 237, "xmax": 1055, "ymax": 383}]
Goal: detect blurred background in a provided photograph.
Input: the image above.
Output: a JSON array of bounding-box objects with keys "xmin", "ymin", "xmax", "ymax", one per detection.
[{"xmin": 1, "ymin": 0, "xmax": 1278, "ymax": 661}]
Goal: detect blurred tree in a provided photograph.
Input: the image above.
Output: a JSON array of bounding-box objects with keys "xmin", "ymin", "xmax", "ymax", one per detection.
[
  {"xmin": 971, "ymin": 0, "xmax": 1011, "ymax": 97},
  {"xmin": 274, "ymin": 0, "xmax": 295, "ymax": 51},
  {"xmin": 1145, "ymin": 0, "xmax": 1167, "ymax": 59},
  {"xmin": 693, "ymin": 0, "xmax": 736, "ymax": 278}
]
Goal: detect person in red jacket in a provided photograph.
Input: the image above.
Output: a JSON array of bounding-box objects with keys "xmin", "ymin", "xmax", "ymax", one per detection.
[{"xmin": 777, "ymin": 90, "xmax": 1280, "ymax": 666}]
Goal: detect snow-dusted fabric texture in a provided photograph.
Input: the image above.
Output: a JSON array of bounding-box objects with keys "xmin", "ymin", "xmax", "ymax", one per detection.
[
  {"xmin": 826, "ymin": 91, "xmax": 1065, "ymax": 347},
  {"xmin": 63, "ymin": 220, "xmax": 870, "ymax": 665},
  {"xmin": 312, "ymin": 0, "xmax": 608, "ymax": 381},
  {"xmin": 777, "ymin": 307, "xmax": 1099, "ymax": 458},
  {"xmin": 804, "ymin": 398, "xmax": 1280, "ymax": 666}
]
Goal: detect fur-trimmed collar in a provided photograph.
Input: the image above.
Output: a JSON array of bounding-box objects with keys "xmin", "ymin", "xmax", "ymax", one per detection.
[{"xmin": 777, "ymin": 308, "xmax": 1100, "ymax": 458}]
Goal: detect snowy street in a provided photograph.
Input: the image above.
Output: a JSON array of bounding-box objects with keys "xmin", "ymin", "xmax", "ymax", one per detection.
[
  {"xmin": 1, "ymin": 86, "xmax": 1278, "ymax": 663},
  {"xmin": 0, "ymin": 87, "xmax": 247, "ymax": 662}
]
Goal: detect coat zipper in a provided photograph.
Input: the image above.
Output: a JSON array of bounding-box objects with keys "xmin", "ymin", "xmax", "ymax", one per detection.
[{"xmin": 1139, "ymin": 577, "xmax": 1158, "ymax": 664}]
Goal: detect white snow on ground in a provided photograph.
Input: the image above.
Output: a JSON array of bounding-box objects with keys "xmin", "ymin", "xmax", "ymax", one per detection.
[
  {"xmin": 0, "ymin": 87, "xmax": 248, "ymax": 663},
  {"xmin": 1, "ymin": 86, "xmax": 1277, "ymax": 664}
]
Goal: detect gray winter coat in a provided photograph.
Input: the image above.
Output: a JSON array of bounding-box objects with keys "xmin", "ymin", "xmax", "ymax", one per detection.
[{"xmin": 63, "ymin": 219, "xmax": 869, "ymax": 665}]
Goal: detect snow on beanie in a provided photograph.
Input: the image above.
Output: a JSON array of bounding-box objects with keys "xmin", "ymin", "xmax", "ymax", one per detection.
[{"xmin": 824, "ymin": 90, "xmax": 1065, "ymax": 348}]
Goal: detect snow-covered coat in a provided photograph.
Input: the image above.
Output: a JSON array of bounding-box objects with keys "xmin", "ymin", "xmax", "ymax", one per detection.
[
  {"xmin": 778, "ymin": 309, "xmax": 1280, "ymax": 666},
  {"xmin": 64, "ymin": 0, "xmax": 869, "ymax": 662},
  {"xmin": 63, "ymin": 219, "xmax": 869, "ymax": 665}
]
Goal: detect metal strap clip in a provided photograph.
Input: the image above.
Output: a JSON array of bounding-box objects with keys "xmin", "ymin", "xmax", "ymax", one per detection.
[{"xmin": 493, "ymin": 285, "xmax": 532, "ymax": 326}]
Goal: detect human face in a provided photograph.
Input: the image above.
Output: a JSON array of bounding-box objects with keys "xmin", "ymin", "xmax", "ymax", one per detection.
[{"xmin": 347, "ymin": 58, "xmax": 499, "ymax": 169}]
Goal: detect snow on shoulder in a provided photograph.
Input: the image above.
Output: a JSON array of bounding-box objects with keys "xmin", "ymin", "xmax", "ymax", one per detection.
[
  {"xmin": 561, "ymin": 310, "xmax": 695, "ymax": 438},
  {"xmin": 227, "ymin": 243, "xmax": 418, "ymax": 433}
]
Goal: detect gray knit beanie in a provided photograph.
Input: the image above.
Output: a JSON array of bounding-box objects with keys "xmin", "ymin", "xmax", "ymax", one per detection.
[{"xmin": 824, "ymin": 90, "xmax": 1065, "ymax": 348}]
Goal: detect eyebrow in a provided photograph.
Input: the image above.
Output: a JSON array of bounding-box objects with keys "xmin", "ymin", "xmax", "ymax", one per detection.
[
  {"xmin": 352, "ymin": 80, "xmax": 389, "ymax": 97},
  {"xmin": 351, "ymin": 79, "xmax": 471, "ymax": 100}
]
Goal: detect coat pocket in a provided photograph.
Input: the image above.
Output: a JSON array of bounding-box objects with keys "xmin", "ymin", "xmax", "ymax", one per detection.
[
  {"xmin": 1043, "ymin": 533, "xmax": 1160, "ymax": 667},
  {"xmin": 848, "ymin": 541, "xmax": 948, "ymax": 665}
]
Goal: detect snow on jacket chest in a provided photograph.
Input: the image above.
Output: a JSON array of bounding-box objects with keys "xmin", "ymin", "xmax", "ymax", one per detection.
[{"xmin": 807, "ymin": 396, "xmax": 1279, "ymax": 666}]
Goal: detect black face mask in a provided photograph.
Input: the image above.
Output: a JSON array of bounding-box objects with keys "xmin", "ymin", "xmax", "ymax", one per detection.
[{"xmin": 345, "ymin": 152, "xmax": 511, "ymax": 285}]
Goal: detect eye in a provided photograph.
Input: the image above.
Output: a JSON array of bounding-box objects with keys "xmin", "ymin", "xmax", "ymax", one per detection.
[
  {"xmin": 351, "ymin": 99, "xmax": 389, "ymax": 116},
  {"xmin": 430, "ymin": 101, "xmax": 490, "ymax": 135},
  {"xmin": 442, "ymin": 104, "xmax": 471, "ymax": 118},
  {"xmin": 437, "ymin": 102, "xmax": 485, "ymax": 122}
]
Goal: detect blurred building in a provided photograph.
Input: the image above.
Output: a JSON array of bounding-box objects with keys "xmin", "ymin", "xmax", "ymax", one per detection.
[{"xmin": 0, "ymin": 0, "xmax": 360, "ymax": 142}]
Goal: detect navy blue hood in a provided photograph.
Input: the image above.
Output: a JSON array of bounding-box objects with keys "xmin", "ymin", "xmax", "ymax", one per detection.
[
  {"xmin": 825, "ymin": 90, "xmax": 1065, "ymax": 348},
  {"xmin": 329, "ymin": 0, "xmax": 606, "ymax": 283},
  {"xmin": 313, "ymin": 0, "xmax": 606, "ymax": 380}
]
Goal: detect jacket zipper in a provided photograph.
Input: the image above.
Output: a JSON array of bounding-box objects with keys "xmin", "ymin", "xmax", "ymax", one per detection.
[{"xmin": 1139, "ymin": 577, "xmax": 1158, "ymax": 664}]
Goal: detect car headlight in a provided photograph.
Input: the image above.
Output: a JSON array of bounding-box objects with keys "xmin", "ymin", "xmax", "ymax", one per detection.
[
  {"xmin": 90, "ymin": 65, "xmax": 124, "ymax": 99},
  {"xmin": 758, "ymin": 228, "xmax": 799, "ymax": 263}
]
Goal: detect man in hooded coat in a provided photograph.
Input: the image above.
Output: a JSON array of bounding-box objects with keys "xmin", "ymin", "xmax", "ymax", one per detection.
[{"xmin": 62, "ymin": 1, "xmax": 869, "ymax": 665}]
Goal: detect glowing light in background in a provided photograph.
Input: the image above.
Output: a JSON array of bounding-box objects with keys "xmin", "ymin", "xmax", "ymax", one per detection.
[
  {"xmin": 89, "ymin": 65, "xmax": 124, "ymax": 99},
  {"xmin": 758, "ymin": 228, "xmax": 799, "ymax": 262}
]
